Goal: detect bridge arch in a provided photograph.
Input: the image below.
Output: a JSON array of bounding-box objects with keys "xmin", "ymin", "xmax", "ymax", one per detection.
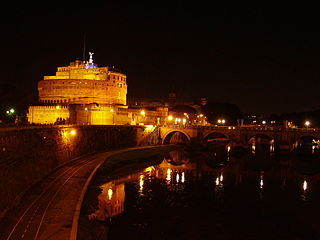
[
  {"xmin": 248, "ymin": 133, "xmax": 274, "ymax": 144},
  {"xmin": 162, "ymin": 130, "xmax": 191, "ymax": 144},
  {"xmin": 293, "ymin": 135, "xmax": 320, "ymax": 148},
  {"xmin": 248, "ymin": 134, "xmax": 275, "ymax": 155},
  {"xmin": 164, "ymin": 150, "xmax": 190, "ymax": 166},
  {"xmin": 299, "ymin": 135, "xmax": 320, "ymax": 141},
  {"xmin": 203, "ymin": 131, "xmax": 229, "ymax": 142}
]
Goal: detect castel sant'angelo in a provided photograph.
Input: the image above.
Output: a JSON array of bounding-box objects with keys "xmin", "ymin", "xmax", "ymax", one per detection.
[{"xmin": 27, "ymin": 53, "xmax": 168, "ymax": 125}]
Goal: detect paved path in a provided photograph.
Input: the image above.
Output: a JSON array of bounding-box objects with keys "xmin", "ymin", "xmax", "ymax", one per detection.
[{"xmin": 0, "ymin": 146, "xmax": 153, "ymax": 240}]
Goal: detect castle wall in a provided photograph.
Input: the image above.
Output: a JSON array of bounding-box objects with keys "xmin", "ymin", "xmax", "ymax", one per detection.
[
  {"xmin": 38, "ymin": 79, "xmax": 127, "ymax": 105},
  {"xmin": 27, "ymin": 106, "xmax": 69, "ymax": 124},
  {"xmin": 69, "ymin": 105, "xmax": 116, "ymax": 125},
  {"xmin": 28, "ymin": 104, "xmax": 169, "ymax": 126}
]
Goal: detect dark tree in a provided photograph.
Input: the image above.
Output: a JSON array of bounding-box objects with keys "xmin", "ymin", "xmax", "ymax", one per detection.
[{"xmin": 202, "ymin": 102, "xmax": 242, "ymax": 125}]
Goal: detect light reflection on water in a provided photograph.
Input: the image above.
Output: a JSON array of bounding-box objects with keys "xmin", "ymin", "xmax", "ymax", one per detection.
[{"xmin": 87, "ymin": 145, "xmax": 320, "ymax": 239}]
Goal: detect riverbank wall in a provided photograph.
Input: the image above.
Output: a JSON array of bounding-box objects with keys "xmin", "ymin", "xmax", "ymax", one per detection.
[{"xmin": 0, "ymin": 125, "xmax": 156, "ymax": 219}]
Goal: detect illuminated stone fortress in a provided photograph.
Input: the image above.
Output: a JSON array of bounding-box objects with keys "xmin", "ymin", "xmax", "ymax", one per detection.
[
  {"xmin": 38, "ymin": 53, "xmax": 127, "ymax": 105},
  {"xmin": 28, "ymin": 53, "xmax": 168, "ymax": 125}
]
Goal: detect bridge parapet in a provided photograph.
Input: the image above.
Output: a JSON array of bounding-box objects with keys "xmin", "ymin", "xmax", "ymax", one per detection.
[{"xmin": 159, "ymin": 125, "xmax": 320, "ymax": 146}]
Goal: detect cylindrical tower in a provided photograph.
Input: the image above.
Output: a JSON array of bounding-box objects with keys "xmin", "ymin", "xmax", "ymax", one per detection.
[{"xmin": 38, "ymin": 60, "xmax": 127, "ymax": 105}]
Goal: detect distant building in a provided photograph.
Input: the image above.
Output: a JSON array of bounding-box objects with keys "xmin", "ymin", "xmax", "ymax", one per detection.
[{"xmin": 127, "ymin": 93, "xmax": 209, "ymax": 126}]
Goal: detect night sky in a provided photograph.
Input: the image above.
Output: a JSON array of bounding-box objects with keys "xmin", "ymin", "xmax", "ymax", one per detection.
[{"xmin": 1, "ymin": 4, "xmax": 320, "ymax": 114}]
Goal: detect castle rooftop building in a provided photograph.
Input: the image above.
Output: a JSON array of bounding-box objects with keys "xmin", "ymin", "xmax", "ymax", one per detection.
[{"xmin": 38, "ymin": 53, "xmax": 127, "ymax": 105}]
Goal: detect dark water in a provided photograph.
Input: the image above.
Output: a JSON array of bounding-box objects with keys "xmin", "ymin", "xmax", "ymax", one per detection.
[{"xmin": 87, "ymin": 144, "xmax": 320, "ymax": 240}]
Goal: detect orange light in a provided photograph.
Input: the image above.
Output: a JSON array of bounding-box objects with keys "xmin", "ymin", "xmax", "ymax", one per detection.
[{"xmin": 70, "ymin": 129, "xmax": 76, "ymax": 136}]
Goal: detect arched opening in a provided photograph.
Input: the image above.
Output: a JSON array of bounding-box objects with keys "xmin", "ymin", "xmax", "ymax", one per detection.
[
  {"xmin": 204, "ymin": 132, "xmax": 230, "ymax": 167},
  {"xmin": 292, "ymin": 136, "xmax": 320, "ymax": 175},
  {"xmin": 163, "ymin": 131, "xmax": 190, "ymax": 144},
  {"xmin": 204, "ymin": 132, "xmax": 229, "ymax": 142},
  {"xmin": 248, "ymin": 134, "xmax": 274, "ymax": 157},
  {"xmin": 295, "ymin": 136, "xmax": 320, "ymax": 155},
  {"xmin": 164, "ymin": 150, "xmax": 190, "ymax": 166}
]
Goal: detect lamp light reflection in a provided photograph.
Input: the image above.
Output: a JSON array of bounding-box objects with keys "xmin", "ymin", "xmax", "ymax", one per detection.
[
  {"xmin": 215, "ymin": 177, "xmax": 220, "ymax": 185},
  {"xmin": 303, "ymin": 180, "xmax": 307, "ymax": 191},
  {"xmin": 139, "ymin": 175, "xmax": 144, "ymax": 192},
  {"xmin": 260, "ymin": 172, "xmax": 264, "ymax": 189},
  {"xmin": 219, "ymin": 173, "xmax": 223, "ymax": 182},
  {"xmin": 166, "ymin": 169, "xmax": 171, "ymax": 182},
  {"xmin": 181, "ymin": 172, "xmax": 185, "ymax": 183},
  {"xmin": 176, "ymin": 173, "xmax": 180, "ymax": 183},
  {"xmin": 107, "ymin": 188, "xmax": 113, "ymax": 200}
]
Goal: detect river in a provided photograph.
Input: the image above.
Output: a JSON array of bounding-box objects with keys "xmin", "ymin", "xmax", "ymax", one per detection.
[{"xmin": 81, "ymin": 143, "xmax": 320, "ymax": 240}]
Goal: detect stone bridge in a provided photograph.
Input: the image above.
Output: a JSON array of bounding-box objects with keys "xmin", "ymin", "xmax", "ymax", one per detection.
[{"xmin": 159, "ymin": 125, "xmax": 320, "ymax": 149}]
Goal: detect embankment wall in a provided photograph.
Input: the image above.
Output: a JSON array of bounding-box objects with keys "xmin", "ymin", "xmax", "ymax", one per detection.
[{"xmin": 0, "ymin": 125, "xmax": 148, "ymax": 219}]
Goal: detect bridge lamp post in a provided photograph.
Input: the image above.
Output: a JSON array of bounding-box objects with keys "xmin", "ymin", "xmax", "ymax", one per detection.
[
  {"xmin": 6, "ymin": 108, "xmax": 15, "ymax": 115},
  {"xmin": 5, "ymin": 108, "xmax": 16, "ymax": 124},
  {"xmin": 140, "ymin": 110, "xmax": 146, "ymax": 124},
  {"xmin": 217, "ymin": 119, "xmax": 226, "ymax": 125},
  {"xmin": 305, "ymin": 120, "xmax": 311, "ymax": 128},
  {"xmin": 182, "ymin": 118, "xmax": 187, "ymax": 125},
  {"xmin": 110, "ymin": 108, "xmax": 115, "ymax": 125},
  {"xmin": 167, "ymin": 115, "xmax": 173, "ymax": 125}
]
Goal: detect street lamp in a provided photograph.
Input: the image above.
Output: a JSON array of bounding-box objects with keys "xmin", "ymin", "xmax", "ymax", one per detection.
[
  {"xmin": 217, "ymin": 119, "xmax": 226, "ymax": 125},
  {"xmin": 167, "ymin": 115, "xmax": 173, "ymax": 125},
  {"xmin": 305, "ymin": 120, "xmax": 311, "ymax": 128},
  {"xmin": 110, "ymin": 108, "xmax": 115, "ymax": 125},
  {"xmin": 6, "ymin": 108, "xmax": 15, "ymax": 115}
]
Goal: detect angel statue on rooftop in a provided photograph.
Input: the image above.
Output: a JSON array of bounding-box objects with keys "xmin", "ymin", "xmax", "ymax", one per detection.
[{"xmin": 89, "ymin": 52, "xmax": 94, "ymax": 63}]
